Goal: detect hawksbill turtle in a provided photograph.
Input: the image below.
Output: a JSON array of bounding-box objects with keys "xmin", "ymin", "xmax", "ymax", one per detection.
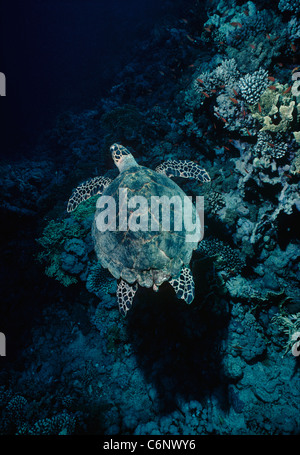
[{"xmin": 67, "ymin": 144, "xmax": 210, "ymax": 316}]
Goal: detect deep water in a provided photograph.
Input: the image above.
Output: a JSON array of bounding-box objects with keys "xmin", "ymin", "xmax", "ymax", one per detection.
[
  {"xmin": 0, "ymin": 0, "xmax": 299, "ymax": 439},
  {"xmin": 1, "ymin": 0, "xmax": 192, "ymax": 158}
]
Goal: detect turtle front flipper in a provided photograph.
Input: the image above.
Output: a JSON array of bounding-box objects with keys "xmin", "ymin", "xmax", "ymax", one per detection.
[
  {"xmin": 155, "ymin": 160, "xmax": 211, "ymax": 184},
  {"xmin": 117, "ymin": 279, "xmax": 138, "ymax": 317},
  {"xmin": 169, "ymin": 266, "xmax": 195, "ymax": 305},
  {"xmin": 67, "ymin": 176, "xmax": 112, "ymax": 213}
]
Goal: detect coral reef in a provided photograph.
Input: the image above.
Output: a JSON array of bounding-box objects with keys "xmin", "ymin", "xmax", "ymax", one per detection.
[
  {"xmin": 86, "ymin": 262, "xmax": 117, "ymax": 298},
  {"xmin": 36, "ymin": 218, "xmax": 87, "ymax": 286},
  {"xmin": 250, "ymin": 81, "xmax": 299, "ymax": 134},
  {"xmin": 1, "ymin": 0, "xmax": 300, "ymax": 437},
  {"xmin": 278, "ymin": 0, "xmax": 300, "ymax": 14},
  {"xmin": 238, "ymin": 68, "xmax": 269, "ymax": 105},
  {"xmin": 203, "ymin": 1, "xmax": 287, "ymax": 72},
  {"xmin": 271, "ymin": 312, "xmax": 300, "ymax": 355},
  {"xmin": 197, "ymin": 238, "xmax": 245, "ymax": 274}
]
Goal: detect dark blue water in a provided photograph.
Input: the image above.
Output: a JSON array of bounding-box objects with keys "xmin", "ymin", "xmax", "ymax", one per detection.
[
  {"xmin": 0, "ymin": 0, "xmax": 196, "ymax": 358},
  {"xmin": 0, "ymin": 0, "xmax": 192, "ymax": 157},
  {"xmin": 1, "ymin": 0, "xmax": 300, "ymax": 438}
]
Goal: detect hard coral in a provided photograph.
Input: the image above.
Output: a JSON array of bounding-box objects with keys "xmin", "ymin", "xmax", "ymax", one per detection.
[
  {"xmin": 238, "ymin": 68, "xmax": 268, "ymax": 105},
  {"xmin": 255, "ymin": 131, "xmax": 288, "ymax": 160},
  {"xmin": 86, "ymin": 262, "xmax": 116, "ymax": 297},
  {"xmin": 250, "ymin": 81, "xmax": 299, "ymax": 134},
  {"xmin": 36, "ymin": 218, "xmax": 86, "ymax": 286},
  {"xmin": 278, "ymin": 0, "xmax": 300, "ymax": 14},
  {"xmin": 197, "ymin": 238, "xmax": 245, "ymax": 274}
]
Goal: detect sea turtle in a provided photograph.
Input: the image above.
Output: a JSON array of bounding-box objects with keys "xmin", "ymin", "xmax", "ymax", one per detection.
[{"xmin": 67, "ymin": 144, "xmax": 210, "ymax": 316}]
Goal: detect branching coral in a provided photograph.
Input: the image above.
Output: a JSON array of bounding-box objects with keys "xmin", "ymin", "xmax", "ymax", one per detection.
[
  {"xmin": 254, "ymin": 131, "xmax": 288, "ymax": 160},
  {"xmin": 214, "ymin": 58, "xmax": 240, "ymax": 85},
  {"xmin": 6, "ymin": 396, "xmax": 28, "ymax": 426},
  {"xmin": 278, "ymin": 0, "xmax": 300, "ymax": 14},
  {"xmin": 20, "ymin": 412, "xmax": 76, "ymax": 435},
  {"xmin": 203, "ymin": 1, "xmax": 286, "ymax": 72},
  {"xmin": 287, "ymin": 17, "xmax": 300, "ymax": 40},
  {"xmin": 197, "ymin": 238, "xmax": 245, "ymax": 274},
  {"xmin": 193, "ymin": 58, "xmax": 239, "ymax": 96},
  {"xmin": 204, "ymin": 189, "xmax": 226, "ymax": 215},
  {"xmin": 214, "ymin": 91, "xmax": 257, "ymax": 135},
  {"xmin": 238, "ymin": 68, "xmax": 269, "ymax": 105},
  {"xmin": 192, "ymin": 58, "xmax": 259, "ymax": 134}
]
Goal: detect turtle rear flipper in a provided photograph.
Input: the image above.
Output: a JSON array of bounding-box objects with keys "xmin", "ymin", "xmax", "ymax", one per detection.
[
  {"xmin": 155, "ymin": 160, "xmax": 211, "ymax": 184},
  {"xmin": 67, "ymin": 176, "xmax": 112, "ymax": 212},
  {"xmin": 169, "ymin": 266, "xmax": 195, "ymax": 305},
  {"xmin": 117, "ymin": 279, "xmax": 138, "ymax": 317}
]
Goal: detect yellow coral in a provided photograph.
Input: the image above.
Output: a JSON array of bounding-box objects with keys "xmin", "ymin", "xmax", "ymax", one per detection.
[
  {"xmin": 293, "ymin": 131, "xmax": 300, "ymax": 144},
  {"xmin": 290, "ymin": 147, "xmax": 300, "ymax": 175},
  {"xmin": 250, "ymin": 82, "xmax": 297, "ymax": 133},
  {"xmin": 262, "ymin": 100, "xmax": 295, "ymax": 133}
]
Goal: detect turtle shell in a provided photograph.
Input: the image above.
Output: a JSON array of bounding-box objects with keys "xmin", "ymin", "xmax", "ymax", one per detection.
[{"xmin": 92, "ymin": 166, "xmax": 200, "ymax": 288}]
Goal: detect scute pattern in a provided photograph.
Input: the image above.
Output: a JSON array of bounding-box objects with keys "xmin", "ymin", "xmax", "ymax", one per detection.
[
  {"xmin": 155, "ymin": 160, "xmax": 211, "ymax": 183},
  {"xmin": 117, "ymin": 279, "xmax": 138, "ymax": 316},
  {"xmin": 169, "ymin": 266, "xmax": 195, "ymax": 304},
  {"xmin": 92, "ymin": 166, "xmax": 199, "ymax": 287},
  {"xmin": 66, "ymin": 144, "xmax": 210, "ymax": 314},
  {"xmin": 67, "ymin": 176, "xmax": 112, "ymax": 213}
]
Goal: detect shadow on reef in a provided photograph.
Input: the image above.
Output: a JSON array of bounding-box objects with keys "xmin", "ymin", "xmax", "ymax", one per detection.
[
  {"xmin": 277, "ymin": 206, "xmax": 300, "ymax": 249},
  {"xmin": 126, "ymin": 258, "xmax": 231, "ymax": 416}
]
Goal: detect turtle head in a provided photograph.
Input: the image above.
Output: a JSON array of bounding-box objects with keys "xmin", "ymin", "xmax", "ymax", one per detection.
[{"xmin": 110, "ymin": 144, "xmax": 139, "ymax": 173}]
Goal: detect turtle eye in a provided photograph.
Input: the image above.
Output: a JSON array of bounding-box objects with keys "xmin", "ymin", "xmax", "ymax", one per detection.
[
  {"xmin": 110, "ymin": 143, "xmax": 119, "ymax": 154},
  {"xmin": 111, "ymin": 144, "xmax": 131, "ymax": 161}
]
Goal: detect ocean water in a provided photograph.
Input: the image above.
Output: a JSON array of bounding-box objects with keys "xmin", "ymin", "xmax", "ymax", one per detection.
[
  {"xmin": 1, "ymin": 0, "xmax": 186, "ymax": 157},
  {"xmin": 0, "ymin": 0, "xmax": 299, "ymax": 440}
]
